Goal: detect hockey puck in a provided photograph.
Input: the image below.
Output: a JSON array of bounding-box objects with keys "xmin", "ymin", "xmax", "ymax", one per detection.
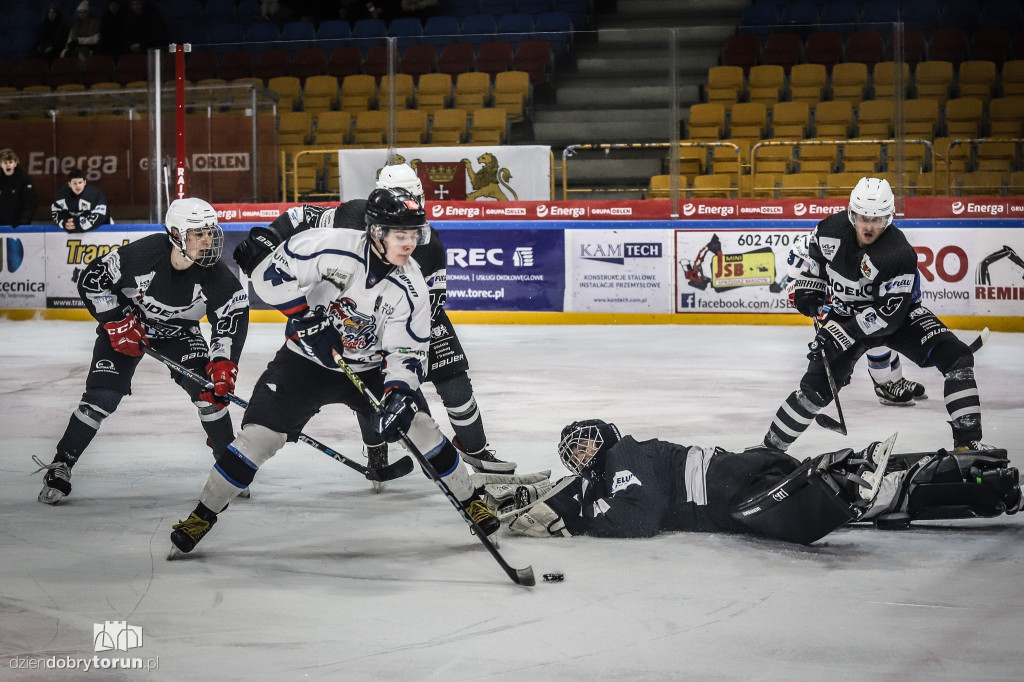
[{"xmin": 542, "ymin": 572, "xmax": 564, "ymax": 583}]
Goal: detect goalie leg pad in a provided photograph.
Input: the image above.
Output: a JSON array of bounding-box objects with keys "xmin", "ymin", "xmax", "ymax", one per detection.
[{"xmin": 729, "ymin": 454, "xmax": 861, "ymax": 545}]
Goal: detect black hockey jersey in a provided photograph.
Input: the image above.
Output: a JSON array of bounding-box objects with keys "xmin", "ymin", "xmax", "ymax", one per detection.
[
  {"xmin": 807, "ymin": 211, "xmax": 920, "ymax": 340},
  {"xmin": 78, "ymin": 233, "xmax": 249, "ymax": 362},
  {"xmin": 51, "ymin": 183, "xmax": 111, "ymax": 232}
]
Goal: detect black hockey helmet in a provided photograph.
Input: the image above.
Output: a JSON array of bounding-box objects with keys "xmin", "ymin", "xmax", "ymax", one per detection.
[
  {"xmin": 558, "ymin": 419, "xmax": 621, "ymax": 478},
  {"xmin": 364, "ymin": 187, "xmax": 429, "ymax": 245}
]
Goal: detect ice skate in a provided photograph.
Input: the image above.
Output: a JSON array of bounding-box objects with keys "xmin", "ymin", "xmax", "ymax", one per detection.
[
  {"xmin": 873, "ymin": 379, "xmax": 916, "ymax": 406},
  {"xmin": 169, "ymin": 509, "xmax": 217, "ymax": 558},
  {"xmin": 955, "ymin": 440, "xmax": 998, "ymax": 452},
  {"xmin": 32, "ymin": 456, "xmax": 72, "ymax": 505},
  {"xmin": 897, "ymin": 377, "xmax": 927, "ymax": 400},
  {"xmin": 463, "ymin": 493, "xmax": 500, "ymax": 536},
  {"xmin": 366, "ymin": 443, "xmax": 388, "ymax": 493},
  {"xmin": 453, "ymin": 437, "xmax": 517, "ymax": 474}
]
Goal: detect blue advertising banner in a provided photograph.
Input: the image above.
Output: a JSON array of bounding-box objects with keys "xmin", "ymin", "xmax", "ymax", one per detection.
[{"xmin": 437, "ymin": 226, "xmax": 564, "ymax": 312}]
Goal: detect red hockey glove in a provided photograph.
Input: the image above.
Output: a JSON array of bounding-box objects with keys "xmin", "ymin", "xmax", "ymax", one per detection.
[
  {"xmin": 103, "ymin": 311, "xmax": 148, "ymax": 357},
  {"xmin": 200, "ymin": 359, "xmax": 237, "ymax": 408}
]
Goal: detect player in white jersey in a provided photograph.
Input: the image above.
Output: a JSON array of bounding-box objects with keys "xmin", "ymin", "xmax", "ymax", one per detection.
[{"xmin": 168, "ymin": 188, "xmax": 500, "ymax": 555}]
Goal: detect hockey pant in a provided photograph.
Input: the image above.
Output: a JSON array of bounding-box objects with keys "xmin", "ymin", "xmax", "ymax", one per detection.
[{"xmin": 54, "ymin": 331, "xmax": 234, "ymax": 468}]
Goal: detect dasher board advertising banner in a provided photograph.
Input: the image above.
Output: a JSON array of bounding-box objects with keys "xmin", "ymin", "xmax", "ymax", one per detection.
[
  {"xmin": 675, "ymin": 229, "xmax": 807, "ymax": 314},
  {"xmin": 904, "ymin": 225, "xmax": 1024, "ymax": 317},
  {"xmin": 0, "ymin": 229, "xmax": 46, "ymax": 308},
  {"xmin": 337, "ymin": 147, "xmax": 551, "ymax": 202},
  {"xmin": 566, "ymin": 229, "xmax": 674, "ymax": 313},
  {"xmin": 44, "ymin": 229, "xmax": 152, "ymax": 309}
]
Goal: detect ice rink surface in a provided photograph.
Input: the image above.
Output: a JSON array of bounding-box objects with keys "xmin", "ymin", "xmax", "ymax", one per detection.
[{"xmin": 1, "ymin": 319, "xmax": 1022, "ymax": 681}]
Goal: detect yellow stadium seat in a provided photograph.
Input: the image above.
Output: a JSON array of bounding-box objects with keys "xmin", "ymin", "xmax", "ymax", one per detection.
[
  {"xmin": 690, "ymin": 173, "xmax": 735, "ymax": 198},
  {"xmin": 843, "ymin": 142, "xmax": 882, "ymax": 173},
  {"xmin": 789, "ymin": 63, "xmax": 827, "ymax": 106},
  {"xmin": 395, "ymin": 108, "xmax": 429, "ymax": 145},
  {"xmin": 831, "ymin": 62, "xmax": 869, "ymax": 104},
  {"xmin": 752, "ymin": 172, "xmax": 780, "ymax": 198},
  {"xmin": 313, "ymin": 111, "xmax": 351, "ymax": 146},
  {"xmin": 914, "ymin": 60, "xmax": 954, "ymax": 103},
  {"xmin": 872, "ymin": 61, "xmax": 910, "ymax": 100},
  {"xmin": 340, "ymin": 74, "xmax": 377, "ymax": 113},
  {"xmin": 279, "ymin": 111, "xmax": 313, "ymax": 146},
  {"xmin": 975, "ymin": 141, "xmax": 1017, "ymax": 172},
  {"xmin": 1007, "ymin": 171, "xmax": 1024, "ymax": 196},
  {"xmin": 824, "ymin": 171, "xmax": 866, "ymax": 197},
  {"xmin": 454, "ymin": 72, "xmax": 492, "ymax": 112},
  {"xmin": 779, "ymin": 172, "xmax": 824, "ymax": 198},
  {"xmin": 747, "ymin": 64, "xmax": 785, "ymax": 106},
  {"xmin": 960, "ymin": 170, "xmax": 1006, "ymax": 196},
  {"xmin": 944, "ymin": 97, "xmax": 984, "ymax": 137},
  {"xmin": 379, "ymin": 73, "xmax": 414, "ymax": 110},
  {"xmin": 268, "ymin": 76, "xmax": 301, "ymax": 112},
  {"xmin": 814, "ymin": 100, "xmax": 853, "ymax": 138},
  {"xmin": 1002, "ymin": 60, "xmax": 1024, "ymax": 98},
  {"xmin": 706, "ymin": 65, "xmax": 744, "ymax": 110},
  {"xmin": 988, "ymin": 97, "xmax": 1024, "ymax": 137},
  {"xmin": 957, "ymin": 60, "xmax": 997, "ymax": 104},
  {"xmin": 904, "ymin": 98, "xmax": 940, "ymax": 138},
  {"xmin": 469, "ymin": 107, "xmax": 508, "ymax": 145},
  {"xmin": 752, "ymin": 143, "xmax": 795, "ymax": 174},
  {"xmin": 430, "ymin": 108, "xmax": 468, "ymax": 144},
  {"xmin": 771, "ymin": 101, "xmax": 810, "ymax": 139},
  {"xmin": 799, "ymin": 141, "xmax": 839, "ymax": 174},
  {"xmin": 729, "ymin": 101, "xmax": 768, "ymax": 139},
  {"xmin": 352, "ymin": 110, "xmax": 387, "ymax": 146},
  {"xmin": 302, "ymin": 75, "xmax": 339, "ymax": 115},
  {"xmin": 492, "ymin": 70, "xmax": 530, "ymax": 121},
  {"xmin": 647, "ymin": 174, "xmax": 673, "ymax": 199},
  {"xmin": 687, "ymin": 103, "xmax": 725, "ymax": 140},
  {"xmin": 856, "ymin": 99, "xmax": 893, "ymax": 138},
  {"xmin": 415, "ymin": 73, "xmax": 452, "ymax": 116}
]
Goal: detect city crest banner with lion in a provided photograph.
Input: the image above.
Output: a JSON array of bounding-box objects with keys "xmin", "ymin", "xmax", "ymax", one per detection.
[{"xmin": 337, "ymin": 146, "xmax": 552, "ymax": 202}]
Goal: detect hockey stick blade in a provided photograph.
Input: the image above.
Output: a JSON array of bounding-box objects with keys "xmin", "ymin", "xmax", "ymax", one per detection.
[
  {"xmin": 364, "ymin": 453, "xmax": 415, "ymax": 482},
  {"xmin": 814, "ymin": 413, "xmax": 847, "ymax": 434},
  {"xmin": 863, "ymin": 432, "xmax": 897, "ymax": 505},
  {"xmin": 331, "ymin": 350, "xmax": 535, "ymax": 586},
  {"xmin": 968, "ymin": 327, "xmax": 990, "ymax": 353}
]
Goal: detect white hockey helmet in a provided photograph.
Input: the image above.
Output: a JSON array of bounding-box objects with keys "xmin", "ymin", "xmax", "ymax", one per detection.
[
  {"xmin": 848, "ymin": 177, "xmax": 894, "ymax": 228},
  {"xmin": 165, "ymin": 197, "xmax": 224, "ymax": 267},
  {"xmin": 376, "ymin": 164, "xmax": 424, "ymax": 203}
]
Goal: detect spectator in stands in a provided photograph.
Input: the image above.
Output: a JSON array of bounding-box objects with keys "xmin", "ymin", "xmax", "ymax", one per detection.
[
  {"xmin": 341, "ymin": 1, "xmax": 401, "ymax": 23},
  {"xmin": 97, "ymin": 0, "xmax": 126, "ymax": 58},
  {"xmin": 0, "ymin": 150, "xmax": 38, "ymax": 229},
  {"xmin": 51, "ymin": 169, "xmax": 111, "ymax": 233},
  {"xmin": 120, "ymin": 0, "xmax": 169, "ymax": 55},
  {"xmin": 62, "ymin": 2, "xmax": 103, "ymax": 61},
  {"xmin": 400, "ymin": 0, "xmax": 438, "ymax": 22},
  {"xmin": 33, "ymin": 4, "xmax": 71, "ymax": 66}
]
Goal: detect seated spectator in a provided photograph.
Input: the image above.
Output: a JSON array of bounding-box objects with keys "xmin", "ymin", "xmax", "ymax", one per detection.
[
  {"xmin": 97, "ymin": 0, "xmax": 126, "ymax": 58},
  {"xmin": 33, "ymin": 4, "xmax": 70, "ymax": 66},
  {"xmin": 51, "ymin": 169, "xmax": 111, "ymax": 233},
  {"xmin": 0, "ymin": 150, "xmax": 38, "ymax": 229},
  {"xmin": 63, "ymin": 1, "xmax": 103, "ymax": 60},
  {"xmin": 120, "ymin": 0, "xmax": 169, "ymax": 55}
]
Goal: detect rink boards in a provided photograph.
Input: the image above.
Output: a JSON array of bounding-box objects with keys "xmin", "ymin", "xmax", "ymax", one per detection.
[{"xmin": 1, "ymin": 216, "xmax": 1021, "ymax": 331}]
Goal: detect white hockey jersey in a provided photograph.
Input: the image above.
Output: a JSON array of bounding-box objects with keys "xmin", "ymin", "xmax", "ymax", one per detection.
[{"xmin": 252, "ymin": 228, "xmax": 431, "ymax": 391}]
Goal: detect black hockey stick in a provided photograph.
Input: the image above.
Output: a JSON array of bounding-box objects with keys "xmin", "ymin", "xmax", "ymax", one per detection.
[
  {"xmin": 811, "ymin": 319, "xmax": 848, "ymax": 435},
  {"xmin": 968, "ymin": 327, "xmax": 990, "ymax": 353},
  {"xmin": 332, "ymin": 349, "xmax": 535, "ymax": 587},
  {"xmin": 141, "ymin": 346, "xmax": 414, "ymax": 482}
]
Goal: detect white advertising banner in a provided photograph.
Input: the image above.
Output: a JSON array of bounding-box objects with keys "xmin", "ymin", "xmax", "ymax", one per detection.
[
  {"xmin": 0, "ymin": 232, "xmax": 47, "ymax": 308},
  {"xmin": 44, "ymin": 231, "xmax": 141, "ymax": 309},
  {"xmin": 675, "ymin": 229, "xmax": 803, "ymax": 314},
  {"xmin": 905, "ymin": 229, "xmax": 1024, "ymax": 317},
  {"xmin": 337, "ymin": 146, "xmax": 551, "ymax": 202},
  {"xmin": 567, "ymin": 229, "xmax": 674, "ymax": 313}
]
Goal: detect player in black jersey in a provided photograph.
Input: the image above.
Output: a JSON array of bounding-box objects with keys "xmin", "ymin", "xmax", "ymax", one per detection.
[
  {"xmin": 33, "ymin": 198, "xmax": 249, "ymax": 505},
  {"xmin": 764, "ymin": 177, "xmax": 992, "ymax": 453},
  {"xmin": 232, "ymin": 163, "xmax": 515, "ymax": 482},
  {"xmin": 503, "ymin": 420, "xmax": 1020, "ymax": 542}
]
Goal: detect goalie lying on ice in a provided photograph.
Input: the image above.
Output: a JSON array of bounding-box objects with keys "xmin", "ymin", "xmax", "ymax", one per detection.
[{"xmin": 499, "ymin": 420, "xmax": 1021, "ymax": 544}]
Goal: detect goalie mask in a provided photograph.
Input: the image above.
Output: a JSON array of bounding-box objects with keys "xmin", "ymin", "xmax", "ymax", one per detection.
[
  {"xmin": 165, "ymin": 197, "xmax": 224, "ymax": 267},
  {"xmin": 848, "ymin": 177, "xmax": 894, "ymax": 228},
  {"xmin": 376, "ymin": 164, "xmax": 425, "ymax": 204},
  {"xmin": 365, "ymin": 187, "xmax": 429, "ymax": 247},
  {"xmin": 558, "ymin": 419, "xmax": 621, "ymax": 479}
]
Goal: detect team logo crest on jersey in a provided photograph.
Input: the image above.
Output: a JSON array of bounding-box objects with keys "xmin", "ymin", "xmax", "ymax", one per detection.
[
  {"xmin": 860, "ymin": 255, "xmax": 876, "ymax": 279},
  {"xmin": 610, "ymin": 469, "xmax": 641, "ymax": 495},
  {"xmin": 880, "ymin": 296, "xmax": 903, "ymax": 317},
  {"xmin": 329, "ymin": 297, "xmax": 378, "ymax": 351}
]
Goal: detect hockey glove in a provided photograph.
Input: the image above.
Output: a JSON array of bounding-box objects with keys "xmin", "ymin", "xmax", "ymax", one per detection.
[
  {"xmin": 200, "ymin": 359, "xmax": 237, "ymax": 408},
  {"xmin": 233, "ymin": 226, "xmax": 281, "ymax": 276},
  {"xmin": 789, "ymin": 274, "xmax": 828, "ymax": 317},
  {"xmin": 808, "ymin": 318, "xmax": 856, "ymax": 361},
  {"xmin": 508, "ymin": 476, "xmax": 586, "ymax": 537},
  {"xmin": 373, "ymin": 387, "xmax": 424, "ymax": 443},
  {"xmin": 103, "ymin": 311, "xmax": 148, "ymax": 357},
  {"xmin": 285, "ymin": 306, "xmax": 343, "ymax": 367}
]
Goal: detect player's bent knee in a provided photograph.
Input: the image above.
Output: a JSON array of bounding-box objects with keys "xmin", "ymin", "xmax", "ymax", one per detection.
[
  {"xmin": 230, "ymin": 424, "xmax": 286, "ymax": 469},
  {"xmin": 74, "ymin": 387, "xmax": 124, "ymax": 427},
  {"xmin": 931, "ymin": 340, "xmax": 973, "ymax": 374},
  {"xmin": 405, "ymin": 412, "xmax": 446, "ymax": 459}
]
